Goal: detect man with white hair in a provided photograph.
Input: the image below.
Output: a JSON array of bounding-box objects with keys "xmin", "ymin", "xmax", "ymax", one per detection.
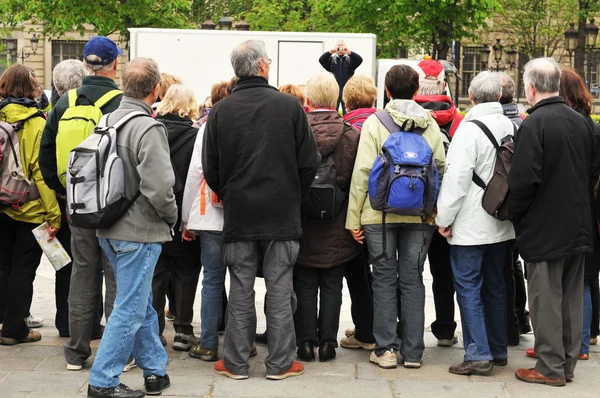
[
  {"xmin": 319, "ymin": 40, "xmax": 363, "ymax": 113},
  {"xmin": 435, "ymin": 71, "xmax": 515, "ymax": 376},
  {"xmin": 510, "ymin": 58, "xmax": 597, "ymax": 386}
]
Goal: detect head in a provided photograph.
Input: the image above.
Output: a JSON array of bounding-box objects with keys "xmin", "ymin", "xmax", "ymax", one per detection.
[
  {"xmin": 231, "ymin": 40, "xmax": 270, "ymax": 79},
  {"xmin": 158, "ymin": 73, "xmax": 183, "ymax": 101},
  {"xmin": 498, "ymin": 72, "xmax": 516, "ymax": 105},
  {"xmin": 523, "ymin": 57, "xmax": 561, "ymax": 106},
  {"xmin": 342, "ymin": 75, "xmax": 377, "ymax": 112},
  {"xmin": 559, "ymin": 67, "xmax": 592, "ymax": 115},
  {"xmin": 122, "ymin": 58, "xmax": 161, "ymax": 105},
  {"xmin": 156, "ymin": 84, "xmax": 199, "ymax": 121},
  {"xmin": 210, "ymin": 81, "xmax": 230, "ymax": 106},
  {"xmin": 83, "ymin": 36, "xmax": 122, "ymax": 78},
  {"xmin": 0, "ymin": 64, "xmax": 41, "ymax": 100},
  {"xmin": 227, "ymin": 76, "xmax": 239, "ymax": 95},
  {"xmin": 305, "ymin": 72, "xmax": 339, "ymax": 111},
  {"xmin": 278, "ymin": 84, "xmax": 306, "ymax": 106},
  {"xmin": 385, "ymin": 65, "xmax": 419, "ymax": 100},
  {"xmin": 52, "ymin": 59, "xmax": 88, "ymax": 96},
  {"xmin": 468, "ymin": 71, "xmax": 502, "ymax": 105},
  {"xmin": 417, "ymin": 60, "xmax": 446, "ymax": 96},
  {"xmin": 335, "ymin": 40, "xmax": 347, "ymax": 56}
]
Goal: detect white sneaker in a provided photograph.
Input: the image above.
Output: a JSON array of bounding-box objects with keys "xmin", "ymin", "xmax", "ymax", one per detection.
[
  {"xmin": 404, "ymin": 361, "xmax": 422, "ymax": 369},
  {"xmin": 24, "ymin": 315, "xmax": 43, "ymax": 328},
  {"xmin": 340, "ymin": 335, "xmax": 376, "ymax": 351},
  {"xmin": 66, "ymin": 363, "xmax": 83, "ymax": 371},
  {"xmin": 123, "ymin": 359, "xmax": 137, "ymax": 372},
  {"xmin": 369, "ymin": 350, "xmax": 397, "ymax": 369}
]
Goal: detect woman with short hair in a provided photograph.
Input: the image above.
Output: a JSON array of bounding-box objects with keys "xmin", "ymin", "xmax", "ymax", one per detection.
[{"xmin": 342, "ymin": 75, "xmax": 378, "ymax": 130}]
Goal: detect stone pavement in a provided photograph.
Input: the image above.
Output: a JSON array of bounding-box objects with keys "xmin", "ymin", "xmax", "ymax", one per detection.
[{"xmin": 1, "ymin": 257, "xmax": 599, "ymax": 398}]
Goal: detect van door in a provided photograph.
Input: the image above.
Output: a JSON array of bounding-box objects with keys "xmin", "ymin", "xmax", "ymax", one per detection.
[{"xmin": 277, "ymin": 41, "xmax": 324, "ymax": 87}]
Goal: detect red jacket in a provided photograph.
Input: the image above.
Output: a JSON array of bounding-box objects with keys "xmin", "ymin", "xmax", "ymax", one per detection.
[
  {"xmin": 414, "ymin": 95, "xmax": 463, "ymax": 138},
  {"xmin": 343, "ymin": 107, "xmax": 377, "ymax": 131}
]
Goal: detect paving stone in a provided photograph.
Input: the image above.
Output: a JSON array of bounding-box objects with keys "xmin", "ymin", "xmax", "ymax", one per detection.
[
  {"xmin": 17, "ymin": 345, "xmax": 64, "ymax": 357},
  {"xmin": 0, "ymin": 346, "xmax": 21, "ymax": 357},
  {"xmin": 0, "ymin": 372, "xmax": 89, "ymax": 396},
  {"xmin": 395, "ymin": 380, "xmax": 507, "ymax": 397},
  {"xmin": 0, "ymin": 357, "xmax": 46, "ymax": 372}
]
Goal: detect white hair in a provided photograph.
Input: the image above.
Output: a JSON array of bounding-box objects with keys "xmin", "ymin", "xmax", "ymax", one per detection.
[
  {"xmin": 230, "ymin": 40, "xmax": 268, "ymax": 78},
  {"xmin": 523, "ymin": 57, "xmax": 561, "ymax": 94},
  {"xmin": 52, "ymin": 60, "xmax": 88, "ymax": 96},
  {"xmin": 469, "ymin": 71, "xmax": 502, "ymax": 104},
  {"xmin": 84, "ymin": 55, "xmax": 116, "ymax": 73}
]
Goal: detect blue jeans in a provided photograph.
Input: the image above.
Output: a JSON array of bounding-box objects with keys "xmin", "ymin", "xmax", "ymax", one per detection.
[
  {"xmin": 582, "ymin": 281, "xmax": 592, "ymax": 355},
  {"xmin": 90, "ymin": 239, "xmax": 167, "ymax": 388},
  {"xmin": 450, "ymin": 242, "xmax": 508, "ymax": 362},
  {"xmin": 199, "ymin": 231, "xmax": 226, "ymax": 350},
  {"xmin": 363, "ymin": 223, "xmax": 434, "ymax": 362}
]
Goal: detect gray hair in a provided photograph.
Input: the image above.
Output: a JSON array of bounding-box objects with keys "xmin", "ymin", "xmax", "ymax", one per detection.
[
  {"xmin": 52, "ymin": 60, "xmax": 88, "ymax": 96},
  {"xmin": 498, "ymin": 72, "xmax": 515, "ymax": 105},
  {"xmin": 84, "ymin": 55, "xmax": 116, "ymax": 73},
  {"xmin": 468, "ymin": 71, "xmax": 502, "ymax": 104},
  {"xmin": 523, "ymin": 57, "xmax": 561, "ymax": 94},
  {"xmin": 418, "ymin": 79, "xmax": 444, "ymax": 96},
  {"xmin": 122, "ymin": 58, "xmax": 161, "ymax": 100},
  {"xmin": 230, "ymin": 40, "xmax": 268, "ymax": 78}
]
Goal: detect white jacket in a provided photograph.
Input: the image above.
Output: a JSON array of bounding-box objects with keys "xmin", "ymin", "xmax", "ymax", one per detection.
[
  {"xmin": 181, "ymin": 123, "xmax": 224, "ymax": 232},
  {"xmin": 435, "ymin": 102, "xmax": 515, "ymax": 245}
]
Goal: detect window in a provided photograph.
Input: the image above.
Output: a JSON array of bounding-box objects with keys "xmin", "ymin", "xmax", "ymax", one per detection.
[
  {"xmin": 0, "ymin": 52, "xmax": 17, "ymax": 76},
  {"xmin": 461, "ymin": 46, "xmax": 485, "ymax": 95},
  {"xmin": 589, "ymin": 49, "xmax": 600, "ymax": 98},
  {"xmin": 52, "ymin": 40, "xmax": 87, "ymax": 69}
]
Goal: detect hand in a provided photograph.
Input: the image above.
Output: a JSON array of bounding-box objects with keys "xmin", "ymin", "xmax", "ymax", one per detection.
[
  {"xmin": 330, "ymin": 47, "xmax": 337, "ymax": 54},
  {"xmin": 350, "ymin": 229, "xmax": 365, "ymax": 244},
  {"xmin": 438, "ymin": 226, "xmax": 453, "ymax": 239},
  {"xmin": 47, "ymin": 225, "xmax": 59, "ymax": 241},
  {"xmin": 182, "ymin": 228, "xmax": 196, "ymax": 241},
  {"xmin": 344, "ymin": 47, "xmax": 351, "ymax": 55}
]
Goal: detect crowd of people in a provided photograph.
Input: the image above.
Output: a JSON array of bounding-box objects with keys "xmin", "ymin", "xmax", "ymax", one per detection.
[{"xmin": 0, "ymin": 34, "xmax": 599, "ymax": 398}]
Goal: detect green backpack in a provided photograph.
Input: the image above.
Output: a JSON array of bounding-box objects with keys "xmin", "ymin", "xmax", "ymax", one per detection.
[{"xmin": 55, "ymin": 89, "xmax": 122, "ymax": 187}]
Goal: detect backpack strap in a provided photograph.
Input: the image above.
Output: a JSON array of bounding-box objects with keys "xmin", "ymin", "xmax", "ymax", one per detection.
[
  {"xmin": 95, "ymin": 90, "xmax": 122, "ymax": 109},
  {"xmin": 468, "ymin": 119, "xmax": 499, "ymax": 190},
  {"xmin": 375, "ymin": 110, "xmax": 400, "ymax": 133},
  {"xmin": 102, "ymin": 111, "xmax": 149, "ymax": 131}
]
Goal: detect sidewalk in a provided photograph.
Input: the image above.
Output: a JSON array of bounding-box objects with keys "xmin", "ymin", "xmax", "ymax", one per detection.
[{"xmin": 0, "ymin": 257, "xmax": 598, "ymax": 397}]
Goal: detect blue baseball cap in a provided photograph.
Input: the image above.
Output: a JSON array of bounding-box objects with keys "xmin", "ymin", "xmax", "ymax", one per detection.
[{"xmin": 84, "ymin": 36, "xmax": 123, "ymax": 65}]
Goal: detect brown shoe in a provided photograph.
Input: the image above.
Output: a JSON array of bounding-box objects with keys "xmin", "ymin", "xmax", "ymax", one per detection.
[
  {"xmin": 0, "ymin": 329, "xmax": 41, "ymax": 346},
  {"xmin": 515, "ymin": 368, "xmax": 566, "ymax": 387},
  {"xmin": 448, "ymin": 360, "xmax": 493, "ymax": 375}
]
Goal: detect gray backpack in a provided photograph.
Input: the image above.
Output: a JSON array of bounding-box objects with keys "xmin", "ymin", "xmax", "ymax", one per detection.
[
  {"xmin": 0, "ymin": 120, "xmax": 40, "ymax": 207},
  {"xmin": 66, "ymin": 112, "xmax": 146, "ymax": 229}
]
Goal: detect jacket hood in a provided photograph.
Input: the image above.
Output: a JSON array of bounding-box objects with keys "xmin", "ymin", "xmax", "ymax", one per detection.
[
  {"xmin": 385, "ymin": 99, "xmax": 433, "ymax": 130},
  {"xmin": 464, "ymin": 102, "xmax": 503, "ymax": 121},
  {"xmin": 344, "ymin": 108, "xmax": 377, "ymax": 121},
  {"xmin": 413, "ymin": 95, "xmax": 458, "ymax": 127},
  {"xmin": 0, "ymin": 97, "xmax": 41, "ymax": 123},
  {"xmin": 502, "ymin": 102, "xmax": 520, "ymax": 117},
  {"xmin": 307, "ymin": 111, "xmax": 346, "ymax": 157},
  {"xmin": 156, "ymin": 113, "xmax": 198, "ymax": 156}
]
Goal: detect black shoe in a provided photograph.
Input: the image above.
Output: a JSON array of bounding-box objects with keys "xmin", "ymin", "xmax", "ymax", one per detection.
[
  {"xmin": 508, "ymin": 334, "xmax": 520, "ymax": 346},
  {"xmin": 297, "ymin": 342, "xmax": 315, "ymax": 362},
  {"xmin": 255, "ymin": 331, "xmax": 267, "ymax": 345},
  {"xmin": 144, "ymin": 374, "xmax": 170, "ymax": 396},
  {"xmin": 87, "ymin": 383, "xmax": 145, "ymax": 398},
  {"xmin": 492, "ymin": 358, "xmax": 508, "ymax": 366},
  {"xmin": 519, "ymin": 321, "xmax": 532, "ymax": 335},
  {"xmin": 91, "ymin": 325, "xmax": 105, "ymax": 340},
  {"xmin": 159, "ymin": 335, "xmax": 167, "ymax": 347},
  {"xmin": 318, "ymin": 342, "xmax": 336, "ymax": 362},
  {"xmin": 449, "ymin": 360, "xmax": 493, "ymax": 375}
]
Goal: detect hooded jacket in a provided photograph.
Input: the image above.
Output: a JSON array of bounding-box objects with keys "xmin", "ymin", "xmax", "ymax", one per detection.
[
  {"xmin": 297, "ymin": 111, "xmax": 362, "ymax": 268},
  {"xmin": 0, "ymin": 98, "xmax": 60, "ymax": 228},
  {"xmin": 346, "ymin": 99, "xmax": 446, "ymax": 229},
  {"xmin": 413, "ymin": 95, "xmax": 463, "ymax": 138},
  {"xmin": 502, "ymin": 103, "xmax": 525, "ymax": 127},
  {"xmin": 343, "ymin": 108, "xmax": 377, "ymax": 131}
]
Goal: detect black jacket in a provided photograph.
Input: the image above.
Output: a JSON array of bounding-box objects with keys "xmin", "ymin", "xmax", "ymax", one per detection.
[
  {"xmin": 157, "ymin": 113, "xmax": 199, "ymax": 258},
  {"xmin": 39, "ymin": 76, "xmax": 122, "ymax": 196},
  {"xmin": 319, "ymin": 52, "xmax": 363, "ymax": 89},
  {"xmin": 202, "ymin": 76, "xmax": 320, "ymax": 243},
  {"xmin": 508, "ymin": 97, "xmax": 596, "ymax": 262},
  {"xmin": 583, "ymin": 112, "xmax": 600, "ymax": 280},
  {"xmin": 502, "ymin": 103, "xmax": 524, "ymax": 127}
]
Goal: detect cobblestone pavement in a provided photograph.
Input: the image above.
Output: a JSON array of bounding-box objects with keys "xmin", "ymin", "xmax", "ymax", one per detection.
[{"xmin": 0, "ymin": 256, "xmax": 598, "ymax": 397}]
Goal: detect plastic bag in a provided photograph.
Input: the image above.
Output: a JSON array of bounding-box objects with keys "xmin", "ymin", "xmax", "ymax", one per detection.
[{"xmin": 32, "ymin": 222, "xmax": 71, "ymax": 271}]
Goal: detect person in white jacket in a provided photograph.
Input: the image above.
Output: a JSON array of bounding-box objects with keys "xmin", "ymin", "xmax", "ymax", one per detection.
[{"xmin": 435, "ymin": 71, "xmax": 515, "ymax": 377}]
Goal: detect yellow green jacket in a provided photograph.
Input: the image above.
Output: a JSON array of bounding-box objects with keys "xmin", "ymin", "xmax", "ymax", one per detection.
[
  {"xmin": 0, "ymin": 98, "xmax": 61, "ymax": 228},
  {"xmin": 345, "ymin": 99, "xmax": 446, "ymax": 229}
]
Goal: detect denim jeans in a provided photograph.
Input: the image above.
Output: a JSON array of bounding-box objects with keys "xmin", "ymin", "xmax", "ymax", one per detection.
[
  {"xmin": 363, "ymin": 223, "xmax": 434, "ymax": 362},
  {"xmin": 582, "ymin": 281, "xmax": 592, "ymax": 355},
  {"xmin": 199, "ymin": 231, "xmax": 226, "ymax": 350},
  {"xmin": 450, "ymin": 242, "xmax": 509, "ymax": 362},
  {"xmin": 90, "ymin": 239, "xmax": 167, "ymax": 388}
]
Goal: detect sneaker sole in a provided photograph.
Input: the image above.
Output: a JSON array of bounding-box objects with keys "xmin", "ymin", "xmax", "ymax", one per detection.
[
  {"xmin": 189, "ymin": 351, "xmax": 218, "ymax": 362},
  {"xmin": 266, "ymin": 369, "xmax": 305, "ymax": 380},
  {"xmin": 340, "ymin": 342, "xmax": 376, "ymax": 351},
  {"xmin": 173, "ymin": 343, "xmax": 192, "ymax": 352},
  {"xmin": 146, "ymin": 381, "xmax": 170, "ymax": 396},
  {"xmin": 437, "ymin": 340, "xmax": 458, "ymax": 347},
  {"xmin": 123, "ymin": 363, "xmax": 137, "ymax": 372},
  {"xmin": 66, "ymin": 364, "xmax": 83, "ymax": 371},
  {"xmin": 369, "ymin": 358, "xmax": 397, "ymax": 369},
  {"xmin": 404, "ymin": 362, "xmax": 421, "ymax": 369},
  {"xmin": 215, "ymin": 370, "xmax": 248, "ymax": 380}
]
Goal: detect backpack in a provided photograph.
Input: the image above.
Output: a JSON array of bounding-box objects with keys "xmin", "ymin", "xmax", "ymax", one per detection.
[
  {"xmin": 66, "ymin": 112, "xmax": 146, "ymax": 229},
  {"xmin": 0, "ymin": 119, "xmax": 41, "ymax": 207},
  {"xmin": 56, "ymin": 89, "xmax": 122, "ymax": 187},
  {"xmin": 469, "ymin": 120, "xmax": 515, "ymax": 221},
  {"xmin": 302, "ymin": 122, "xmax": 352, "ymax": 220}
]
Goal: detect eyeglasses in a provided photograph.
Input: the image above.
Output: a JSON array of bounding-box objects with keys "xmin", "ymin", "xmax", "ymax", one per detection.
[{"xmin": 262, "ymin": 57, "xmax": 272, "ymax": 65}]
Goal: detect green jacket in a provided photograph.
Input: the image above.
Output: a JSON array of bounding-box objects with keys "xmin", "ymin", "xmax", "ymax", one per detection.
[
  {"xmin": 39, "ymin": 76, "xmax": 122, "ymax": 196},
  {"xmin": 345, "ymin": 99, "xmax": 446, "ymax": 230},
  {"xmin": 0, "ymin": 98, "xmax": 61, "ymax": 228}
]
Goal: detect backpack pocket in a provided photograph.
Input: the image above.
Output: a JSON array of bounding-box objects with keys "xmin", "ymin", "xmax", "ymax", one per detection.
[
  {"xmin": 482, "ymin": 169, "xmax": 510, "ymax": 220},
  {"xmin": 67, "ymin": 149, "xmax": 99, "ymax": 215},
  {"xmin": 102, "ymin": 154, "xmax": 125, "ymax": 207},
  {"xmin": 386, "ymin": 167, "xmax": 426, "ymax": 214},
  {"xmin": 303, "ymin": 184, "xmax": 345, "ymax": 220},
  {"xmin": 368, "ymin": 153, "xmax": 390, "ymax": 212}
]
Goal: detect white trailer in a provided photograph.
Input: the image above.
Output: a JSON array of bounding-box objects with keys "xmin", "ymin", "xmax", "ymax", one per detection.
[{"xmin": 128, "ymin": 28, "xmax": 376, "ymax": 103}]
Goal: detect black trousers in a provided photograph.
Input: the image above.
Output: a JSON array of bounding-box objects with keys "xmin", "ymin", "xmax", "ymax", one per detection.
[
  {"xmin": 590, "ymin": 277, "xmax": 599, "ymax": 337},
  {"xmin": 513, "ymin": 247, "xmax": 529, "ymax": 328},
  {"xmin": 427, "ymin": 231, "xmax": 457, "ymax": 340},
  {"xmin": 505, "ymin": 242, "xmax": 529, "ymax": 338},
  {"xmin": 344, "ymin": 245, "xmax": 375, "ymax": 343},
  {"xmin": 0, "ymin": 214, "xmax": 43, "ymax": 339},
  {"xmin": 294, "ymin": 263, "xmax": 346, "ymax": 346}
]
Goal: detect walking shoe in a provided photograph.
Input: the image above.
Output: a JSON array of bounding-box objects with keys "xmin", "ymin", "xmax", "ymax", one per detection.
[
  {"xmin": 189, "ymin": 345, "xmax": 218, "ymax": 362},
  {"xmin": 266, "ymin": 361, "xmax": 304, "ymax": 380},
  {"xmin": 24, "ymin": 315, "xmax": 43, "ymax": 328},
  {"xmin": 144, "ymin": 374, "xmax": 170, "ymax": 396},
  {"xmin": 318, "ymin": 342, "xmax": 336, "ymax": 362},
  {"xmin": 67, "ymin": 362, "xmax": 84, "ymax": 371},
  {"xmin": 515, "ymin": 368, "xmax": 566, "ymax": 386},
  {"xmin": 173, "ymin": 333, "xmax": 198, "ymax": 351},
  {"xmin": 437, "ymin": 334, "xmax": 459, "ymax": 347},
  {"xmin": 87, "ymin": 383, "xmax": 145, "ymax": 398},
  {"xmin": 519, "ymin": 321, "xmax": 532, "ymax": 335},
  {"xmin": 91, "ymin": 325, "xmax": 105, "ymax": 341},
  {"xmin": 0, "ymin": 329, "xmax": 41, "ymax": 345},
  {"xmin": 297, "ymin": 342, "xmax": 315, "ymax": 362},
  {"xmin": 591, "ymin": 336, "xmax": 598, "ymax": 345},
  {"xmin": 164, "ymin": 308, "xmax": 174, "ymax": 321},
  {"xmin": 123, "ymin": 359, "xmax": 137, "ymax": 373},
  {"xmin": 214, "ymin": 360, "xmax": 248, "ymax": 380},
  {"xmin": 492, "ymin": 358, "xmax": 508, "ymax": 366},
  {"xmin": 159, "ymin": 335, "xmax": 167, "ymax": 347},
  {"xmin": 579, "ymin": 353, "xmax": 590, "ymax": 360},
  {"xmin": 250, "ymin": 345, "xmax": 257, "ymax": 357},
  {"xmin": 403, "ymin": 361, "xmax": 421, "ymax": 369},
  {"xmin": 526, "ymin": 348, "xmax": 537, "ymax": 359},
  {"xmin": 340, "ymin": 335, "xmax": 375, "ymax": 350},
  {"xmin": 255, "ymin": 331, "xmax": 268, "ymax": 345},
  {"xmin": 369, "ymin": 350, "xmax": 397, "ymax": 369},
  {"xmin": 448, "ymin": 360, "xmax": 493, "ymax": 375},
  {"xmin": 345, "ymin": 327, "xmax": 355, "ymax": 337}
]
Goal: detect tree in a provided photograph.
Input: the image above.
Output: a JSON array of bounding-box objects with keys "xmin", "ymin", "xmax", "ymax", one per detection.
[{"xmin": 574, "ymin": 0, "xmax": 600, "ymax": 78}]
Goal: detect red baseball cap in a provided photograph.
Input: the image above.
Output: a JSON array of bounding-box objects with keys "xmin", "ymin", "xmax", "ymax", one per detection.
[{"xmin": 418, "ymin": 60, "xmax": 445, "ymax": 82}]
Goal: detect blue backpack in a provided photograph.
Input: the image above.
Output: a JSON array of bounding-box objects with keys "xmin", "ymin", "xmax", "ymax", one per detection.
[{"xmin": 368, "ymin": 110, "xmax": 439, "ymax": 218}]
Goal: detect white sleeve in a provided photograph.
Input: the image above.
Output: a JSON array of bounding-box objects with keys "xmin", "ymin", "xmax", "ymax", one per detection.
[{"xmin": 181, "ymin": 124, "xmax": 205, "ymax": 230}]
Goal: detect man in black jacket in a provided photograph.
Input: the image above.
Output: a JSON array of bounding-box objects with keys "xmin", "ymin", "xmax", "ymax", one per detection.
[
  {"xmin": 509, "ymin": 58, "xmax": 596, "ymax": 387},
  {"xmin": 203, "ymin": 39, "xmax": 320, "ymax": 380},
  {"xmin": 319, "ymin": 40, "xmax": 362, "ymax": 114}
]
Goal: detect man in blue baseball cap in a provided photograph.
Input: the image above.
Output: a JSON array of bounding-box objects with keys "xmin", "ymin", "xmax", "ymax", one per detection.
[{"xmin": 83, "ymin": 36, "xmax": 123, "ymax": 65}]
